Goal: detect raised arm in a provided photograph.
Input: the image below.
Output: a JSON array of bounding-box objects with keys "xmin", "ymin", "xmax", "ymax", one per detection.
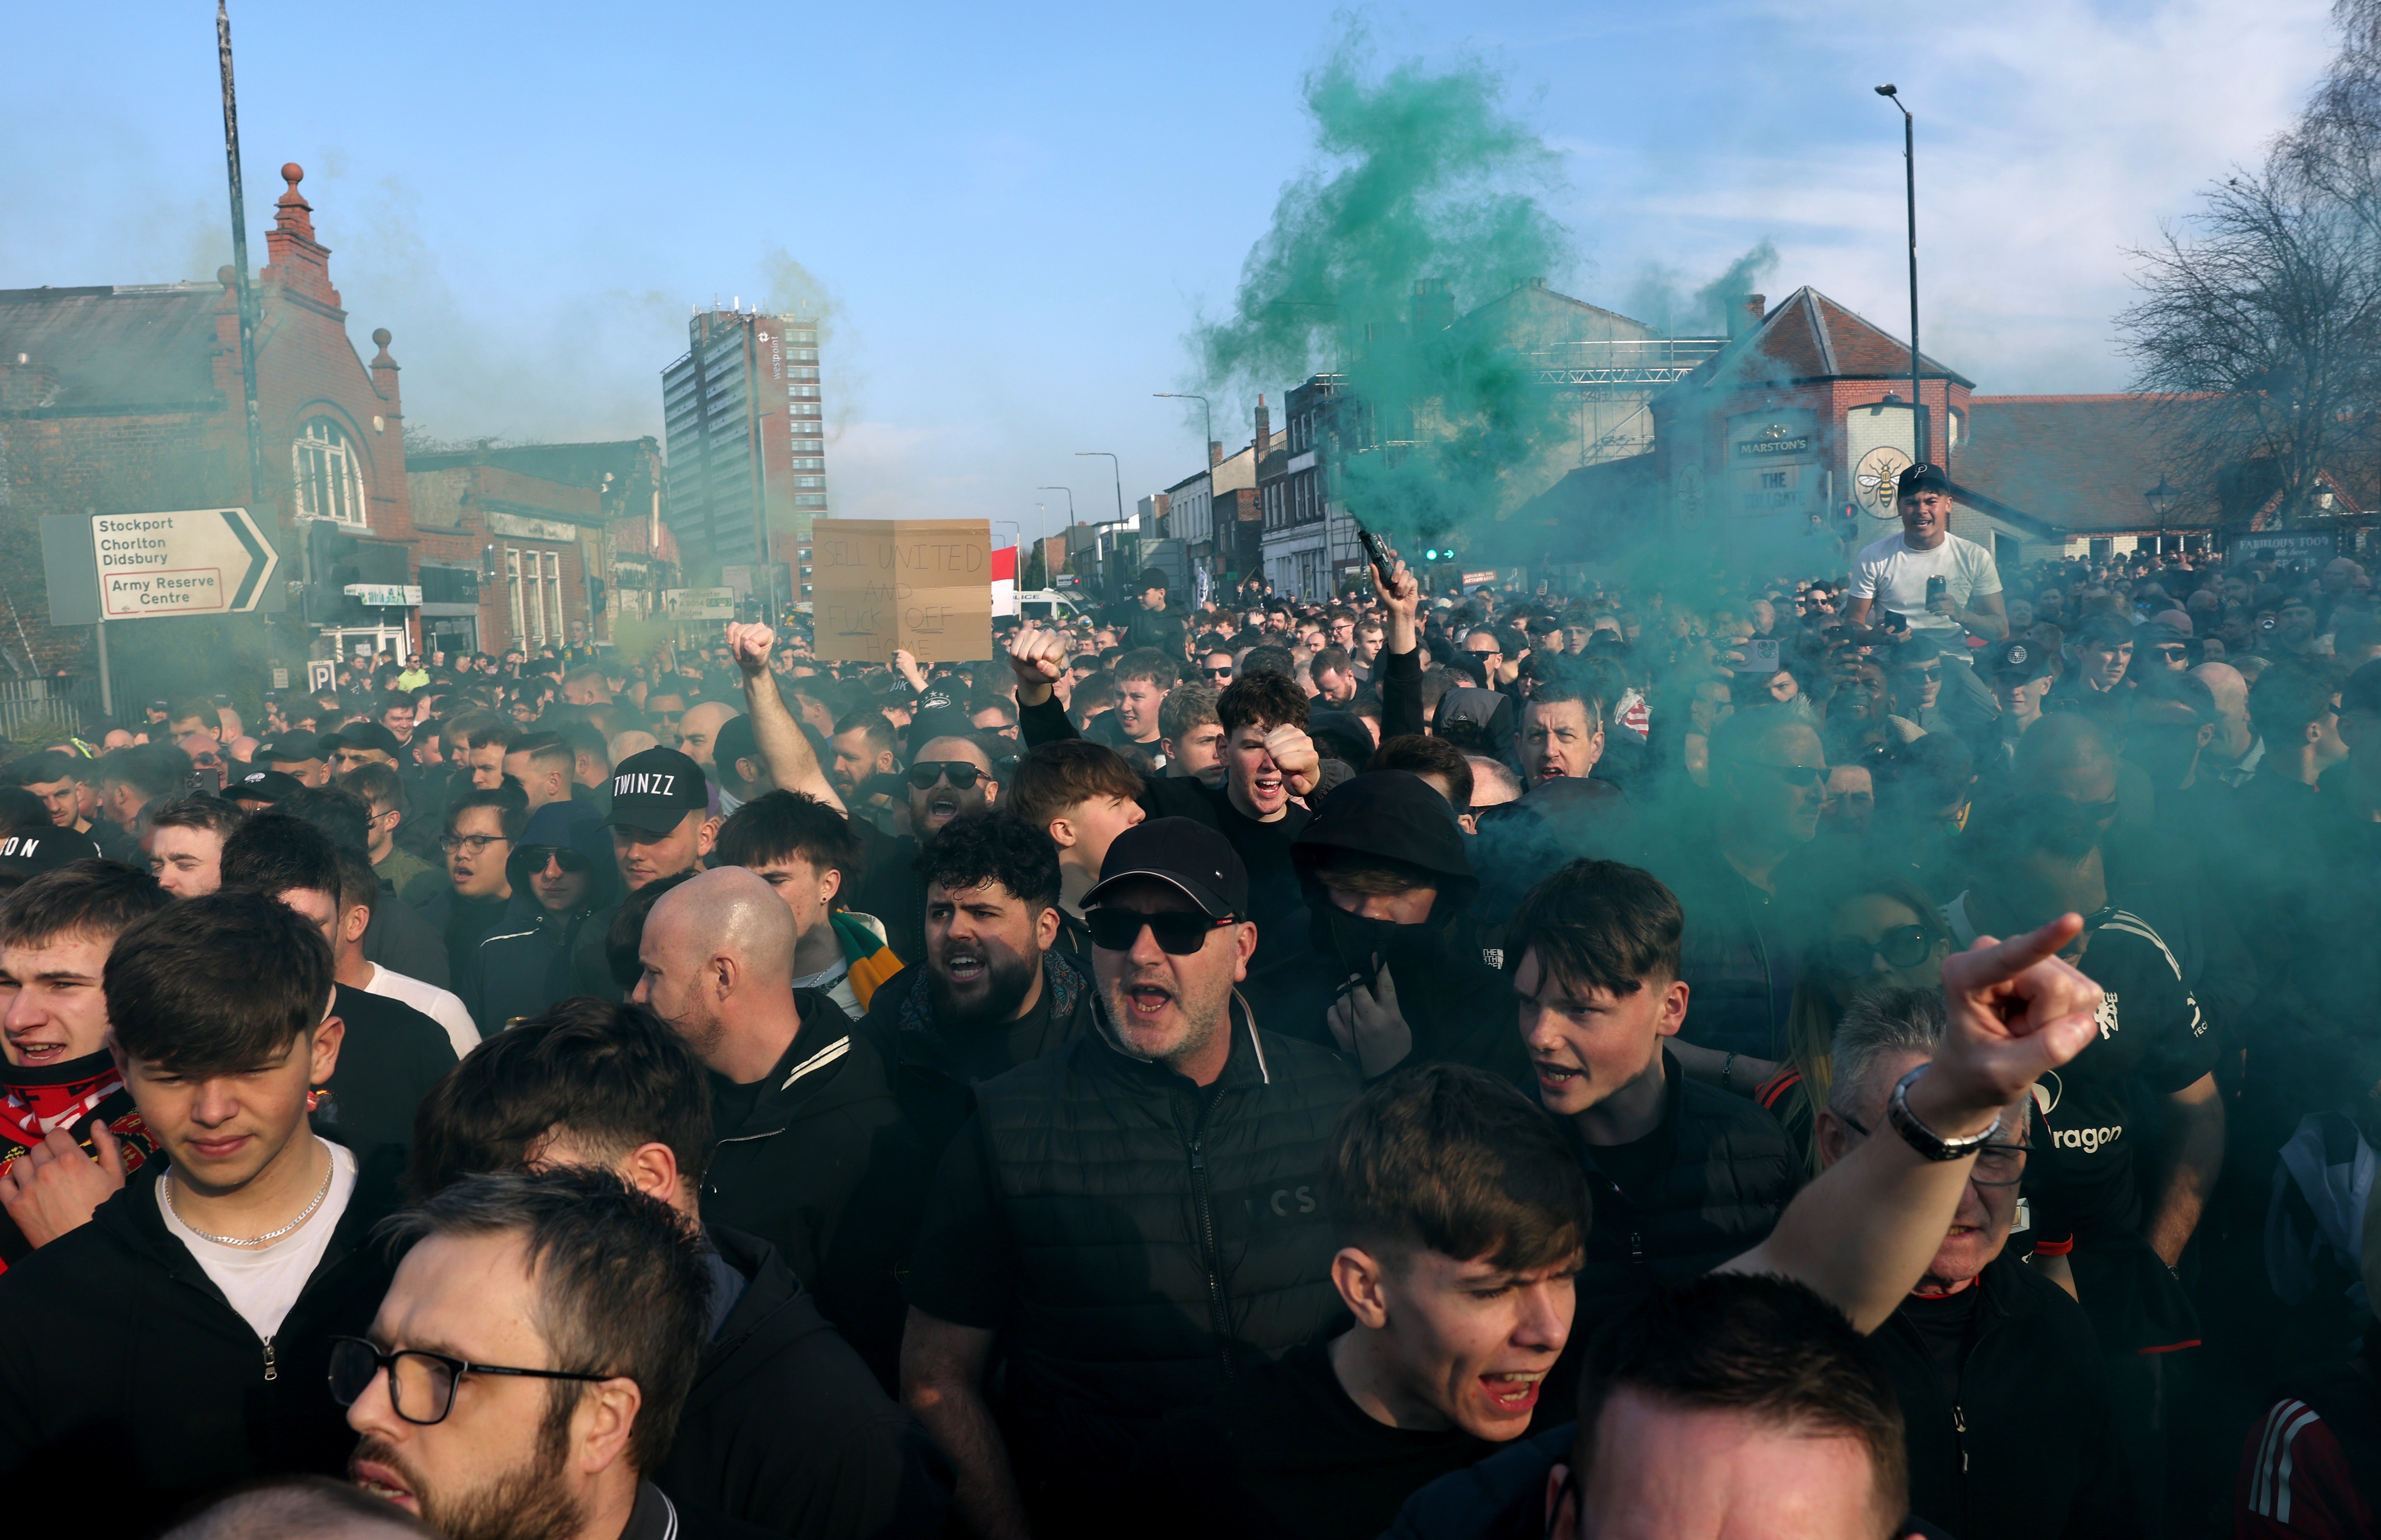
[
  {"xmin": 1007, "ymin": 623, "xmax": 1081, "ymax": 748},
  {"xmin": 727, "ymin": 622, "xmax": 846, "ymax": 813},
  {"xmin": 1376, "ymin": 556, "xmax": 1425, "ymax": 741},
  {"xmin": 1723, "ymin": 913, "xmax": 2104, "ymax": 1331}
]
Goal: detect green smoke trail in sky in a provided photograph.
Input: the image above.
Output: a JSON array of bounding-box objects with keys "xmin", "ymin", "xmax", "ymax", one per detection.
[{"xmin": 1195, "ymin": 20, "xmax": 1578, "ymax": 549}]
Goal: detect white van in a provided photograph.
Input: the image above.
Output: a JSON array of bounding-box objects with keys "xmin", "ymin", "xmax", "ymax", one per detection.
[{"xmin": 1012, "ymin": 589, "xmax": 1090, "ymax": 625}]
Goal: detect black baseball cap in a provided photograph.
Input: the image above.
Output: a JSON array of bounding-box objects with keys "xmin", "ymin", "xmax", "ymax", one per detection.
[
  {"xmin": 229, "ymin": 768, "xmax": 304, "ymax": 804},
  {"xmin": 1985, "ymin": 637, "xmax": 2052, "ymax": 679},
  {"xmin": 1083, "ymin": 817, "xmax": 1249, "ymax": 921},
  {"xmin": 258, "ymin": 731, "xmax": 324, "ymax": 764},
  {"xmin": 600, "ymin": 747, "xmax": 710, "ymax": 835},
  {"xmin": 1886, "ymin": 634, "xmax": 1943, "ymax": 669},
  {"xmin": 1896, "ymin": 462, "xmax": 1952, "ymax": 498},
  {"xmin": 327, "ymin": 722, "xmax": 402, "ymax": 758},
  {"xmin": 2342, "ymin": 659, "xmax": 2381, "ymax": 717}
]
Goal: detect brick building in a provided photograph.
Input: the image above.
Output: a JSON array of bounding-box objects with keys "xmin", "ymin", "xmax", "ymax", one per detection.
[{"xmin": 0, "ymin": 163, "xmax": 411, "ymax": 686}]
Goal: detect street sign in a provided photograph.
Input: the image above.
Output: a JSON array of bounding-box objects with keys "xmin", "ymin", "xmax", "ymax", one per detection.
[
  {"xmin": 666, "ymin": 587, "xmax": 737, "ymax": 621},
  {"xmin": 344, "ymin": 584, "xmax": 423, "ymax": 607},
  {"xmin": 89, "ymin": 507, "xmax": 279, "ymax": 620}
]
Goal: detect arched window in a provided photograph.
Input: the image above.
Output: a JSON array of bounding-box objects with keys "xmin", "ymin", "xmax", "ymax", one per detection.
[{"xmin": 293, "ymin": 416, "xmax": 365, "ymax": 525}]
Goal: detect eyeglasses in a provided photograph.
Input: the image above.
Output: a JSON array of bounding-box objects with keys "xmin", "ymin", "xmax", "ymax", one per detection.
[
  {"xmin": 326, "ymin": 1336, "xmax": 613, "ymax": 1427},
  {"xmin": 1900, "ymin": 665, "xmax": 1942, "ymax": 683},
  {"xmin": 1742, "ymin": 760, "xmax": 1827, "ymax": 788},
  {"xmin": 2152, "ymin": 645, "xmax": 2188, "ymax": 661},
  {"xmin": 1840, "ymin": 1115, "xmax": 2027, "ymax": 1186},
  {"xmin": 1203, "ymin": 666, "xmax": 1234, "ymax": 679},
  {"xmin": 518, "ymin": 844, "xmax": 592, "ymax": 874},
  {"xmin": 438, "ymin": 833, "xmax": 510, "ymax": 854},
  {"xmin": 1086, "ymin": 906, "xmax": 1234, "ymax": 954},
  {"xmin": 908, "ymin": 761, "xmax": 986, "ymax": 791},
  {"xmin": 1820, "ymin": 923, "xmax": 1936, "ymax": 975}
]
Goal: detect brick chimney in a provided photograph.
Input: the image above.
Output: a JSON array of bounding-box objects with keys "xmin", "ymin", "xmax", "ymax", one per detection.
[
  {"xmin": 261, "ymin": 163, "xmax": 342, "ymax": 311},
  {"xmin": 1209, "ymin": 440, "xmax": 1223, "ymax": 468},
  {"xmin": 1254, "ymin": 395, "xmax": 1272, "ymax": 458},
  {"xmin": 1728, "ymin": 293, "xmax": 1766, "ymax": 340}
]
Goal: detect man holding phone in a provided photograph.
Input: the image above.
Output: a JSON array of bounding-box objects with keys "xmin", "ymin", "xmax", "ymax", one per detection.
[{"xmin": 1846, "ymin": 463, "xmax": 2007, "ymax": 731}]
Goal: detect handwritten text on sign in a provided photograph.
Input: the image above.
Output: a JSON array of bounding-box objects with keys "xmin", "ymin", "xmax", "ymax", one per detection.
[{"xmin": 810, "ymin": 518, "xmax": 993, "ymax": 663}]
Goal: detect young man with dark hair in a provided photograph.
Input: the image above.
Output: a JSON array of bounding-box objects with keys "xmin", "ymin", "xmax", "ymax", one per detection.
[
  {"xmin": 1005, "ymin": 740, "xmax": 1147, "ymax": 947},
  {"xmin": 861, "ymin": 810, "xmax": 1092, "ymax": 1091},
  {"xmin": 333, "ymin": 847, "xmax": 477, "ymax": 1061},
  {"xmin": 0, "ymin": 892, "xmax": 395, "ymax": 1531},
  {"xmin": 0, "ymin": 861, "xmax": 173, "ymax": 1264},
  {"xmin": 339, "ymin": 1167, "xmax": 720, "ymax": 1539},
  {"xmin": 147, "ymin": 793, "xmax": 242, "ymax": 897},
  {"xmin": 716, "ymin": 790, "xmax": 898, "ymax": 1015},
  {"xmin": 406, "ymin": 1000, "xmax": 950, "ymax": 1540},
  {"xmin": 1010, "ymin": 627, "xmax": 1330, "ymax": 964},
  {"xmin": 423, "ymin": 783, "xmax": 527, "ymax": 983},
  {"xmin": 5, "ymin": 750, "xmax": 125, "ymax": 860},
  {"xmin": 221, "ymin": 813, "xmax": 458, "ymax": 1168},
  {"xmin": 1138, "ymin": 1063, "xmax": 1589, "ymax": 1540},
  {"xmin": 1159, "ymin": 681, "xmax": 1227, "ymax": 789},
  {"xmin": 500, "ymin": 730, "xmax": 574, "ymax": 816},
  {"xmin": 95, "ymin": 744, "xmax": 180, "ymax": 838},
  {"xmin": 338, "ymin": 762, "xmax": 439, "ymax": 900},
  {"xmin": 1508, "ymin": 858, "xmax": 1799, "ymax": 1321}
]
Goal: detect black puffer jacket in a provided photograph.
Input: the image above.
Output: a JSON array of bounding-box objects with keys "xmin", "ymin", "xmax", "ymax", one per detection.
[
  {"xmin": 1551, "ymin": 1049, "xmax": 1799, "ymax": 1324},
  {"xmin": 967, "ymin": 1003, "xmax": 1359, "ymax": 1487},
  {"xmin": 1871, "ymin": 1252, "xmax": 2139, "ymax": 1540}
]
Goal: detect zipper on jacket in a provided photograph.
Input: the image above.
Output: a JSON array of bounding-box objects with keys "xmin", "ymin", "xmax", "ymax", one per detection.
[
  {"xmin": 263, "ymin": 1336, "xmax": 278, "ymax": 1382},
  {"xmin": 1951, "ymin": 1402, "xmax": 1968, "ymax": 1471},
  {"xmin": 1187, "ymin": 1130, "xmax": 1234, "ymax": 1379}
]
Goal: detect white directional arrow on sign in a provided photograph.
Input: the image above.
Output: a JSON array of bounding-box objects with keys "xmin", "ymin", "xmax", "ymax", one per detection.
[{"xmin": 89, "ymin": 507, "xmax": 281, "ymax": 620}]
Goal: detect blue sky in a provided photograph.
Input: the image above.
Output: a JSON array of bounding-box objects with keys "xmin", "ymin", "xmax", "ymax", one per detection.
[{"xmin": 3, "ymin": 0, "xmax": 2338, "ymax": 548}]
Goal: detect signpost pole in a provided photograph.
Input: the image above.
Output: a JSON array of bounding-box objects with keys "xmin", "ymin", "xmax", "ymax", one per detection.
[{"xmin": 95, "ymin": 619, "xmax": 111, "ymax": 719}]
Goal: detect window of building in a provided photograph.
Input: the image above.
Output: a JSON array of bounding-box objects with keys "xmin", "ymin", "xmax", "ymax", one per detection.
[
  {"xmin": 526, "ymin": 550, "xmax": 545, "ymax": 645},
  {"xmin": 544, "ymin": 552, "xmax": 563, "ymax": 643},
  {"xmin": 293, "ymin": 416, "xmax": 365, "ymax": 525},
  {"xmin": 792, "ymin": 458, "xmax": 825, "ymax": 472},
  {"xmin": 794, "ymin": 475, "xmax": 825, "ymax": 488},
  {"xmin": 506, "ymin": 549, "xmax": 526, "ymax": 642}
]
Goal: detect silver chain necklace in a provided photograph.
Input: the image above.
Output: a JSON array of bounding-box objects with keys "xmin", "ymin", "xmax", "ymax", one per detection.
[{"xmin": 165, "ymin": 1140, "xmax": 335, "ymax": 1249}]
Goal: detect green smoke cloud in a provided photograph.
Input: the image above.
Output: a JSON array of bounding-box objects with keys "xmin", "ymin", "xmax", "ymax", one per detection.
[{"xmin": 1194, "ymin": 21, "xmax": 1579, "ymax": 550}]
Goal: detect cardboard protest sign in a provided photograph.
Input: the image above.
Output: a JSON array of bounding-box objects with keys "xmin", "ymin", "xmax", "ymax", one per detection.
[{"xmin": 810, "ymin": 518, "xmax": 994, "ymax": 663}]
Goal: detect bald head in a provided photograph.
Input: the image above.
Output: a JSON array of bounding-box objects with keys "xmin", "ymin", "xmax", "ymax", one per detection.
[
  {"xmin": 646, "ymin": 866, "xmax": 797, "ymax": 987},
  {"xmin": 2012, "ymin": 713, "xmax": 2117, "ymax": 800},
  {"xmin": 2193, "ymin": 661, "xmax": 2248, "ymax": 718},
  {"xmin": 674, "ymin": 701, "xmax": 742, "ymax": 772}
]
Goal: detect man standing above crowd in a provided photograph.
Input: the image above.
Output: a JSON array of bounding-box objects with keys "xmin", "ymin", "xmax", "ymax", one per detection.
[{"xmin": 1846, "ymin": 463, "xmax": 2005, "ymax": 730}]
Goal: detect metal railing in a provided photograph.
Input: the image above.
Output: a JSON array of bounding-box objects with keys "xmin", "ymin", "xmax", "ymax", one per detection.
[{"xmin": 0, "ymin": 676, "xmax": 101, "ymax": 742}]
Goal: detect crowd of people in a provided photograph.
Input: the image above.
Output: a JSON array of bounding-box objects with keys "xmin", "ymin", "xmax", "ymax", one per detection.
[{"xmin": 0, "ymin": 458, "xmax": 2371, "ymax": 1539}]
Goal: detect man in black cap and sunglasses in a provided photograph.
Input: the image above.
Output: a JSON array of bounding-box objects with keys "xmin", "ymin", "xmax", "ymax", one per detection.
[{"xmin": 901, "ymin": 817, "xmax": 1360, "ymax": 1540}]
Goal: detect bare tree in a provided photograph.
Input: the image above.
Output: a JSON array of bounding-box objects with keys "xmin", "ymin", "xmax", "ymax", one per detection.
[{"xmin": 2118, "ymin": 1, "xmax": 2381, "ymax": 528}]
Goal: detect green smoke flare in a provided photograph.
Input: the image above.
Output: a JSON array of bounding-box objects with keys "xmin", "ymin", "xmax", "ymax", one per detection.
[{"xmin": 1194, "ymin": 23, "xmax": 1579, "ymax": 551}]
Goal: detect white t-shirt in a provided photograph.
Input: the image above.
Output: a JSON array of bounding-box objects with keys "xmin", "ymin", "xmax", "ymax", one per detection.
[
  {"xmin": 1849, "ymin": 530, "xmax": 2002, "ymax": 641},
  {"xmin": 363, "ymin": 962, "xmax": 481, "ymax": 1059},
  {"xmin": 158, "ymin": 1137, "xmax": 358, "ymax": 1342}
]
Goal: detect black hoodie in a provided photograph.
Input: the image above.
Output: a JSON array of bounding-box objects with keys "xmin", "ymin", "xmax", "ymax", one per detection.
[
  {"xmin": 0, "ymin": 1143, "xmax": 403, "ymax": 1534},
  {"xmin": 661, "ymin": 1224, "xmax": 951, "ymax": 1540},
  {"xmin": 1247, "ymin": 770, "xmax": 1525, "ymax": 1082}
]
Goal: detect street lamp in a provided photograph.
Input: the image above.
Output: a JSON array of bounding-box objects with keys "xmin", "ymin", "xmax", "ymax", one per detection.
[
  {"xmin": 2144, "ymin": 475, "xmax": 2179, "ymax": 549},
  {"xmin": 1875, "ymin": 84, "xmax": 1925, "ymax": 465},
  {"xmin": 1036, "ymin": 486, "xmax": 1076, "ymax": 529},
  {"xmin": 1076, "ymin": 452, "xmax": 1125, "ymax": 525},
  {"xmin": 1154, "ymin": 393, "xmax": 1215, "ymax": 464}
]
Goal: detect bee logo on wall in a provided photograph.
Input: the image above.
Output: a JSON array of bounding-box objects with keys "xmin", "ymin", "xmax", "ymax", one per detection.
[{"xmin": 1855, "ymin": 446, "xmax": 1914, "ymax": 518}]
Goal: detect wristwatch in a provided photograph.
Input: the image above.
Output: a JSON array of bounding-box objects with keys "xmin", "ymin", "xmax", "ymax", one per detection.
[{"xmin": 1885, "ymin": 1065, "xmax": 2004, "ymax": 1161}]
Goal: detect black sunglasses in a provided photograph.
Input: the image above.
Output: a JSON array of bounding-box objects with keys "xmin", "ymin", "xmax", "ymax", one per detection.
[
  {"xmin": 1086, "ymin": 906, "xmax": 1233, "ymax": 954},
  {"xmin": 326, "ymin": 1336, "xmax": 613, "ymax": 1426},
  {"xmin": 1203, "ymin": 665, "xmax": 1234, "ymax": 678},
  {"xmin": 908, "ymin": 761, "xmax": 986, "ymax": 790},
  {"xmin": 1821, "ymin": 923, "xmax": 1935, "ymax": 976},
  {"xmin": 517, "ymin": 844, "xmax": 593, "ymax": 874}
]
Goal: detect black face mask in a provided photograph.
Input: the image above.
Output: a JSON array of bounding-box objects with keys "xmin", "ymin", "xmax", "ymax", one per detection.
[{"xmin": 1310, "ymin": 899, "xmax": 1446, "ymax": 985}]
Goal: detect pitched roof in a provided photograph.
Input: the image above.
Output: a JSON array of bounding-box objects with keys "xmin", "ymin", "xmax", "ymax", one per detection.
[
  {"xmin": 0, "ymin": 283, "xmax": 225, "ymax": 410},
  {"xmin": 1953, "ymin": 394, "xmax": 2200, "ymax": 535},
  {"xmin": 1690, "ymin": 286, "xmax": 1973, "ymax": 391},
  {"xmin": 1496, "ymin": 452, "xmax": 1658, "ymax": 563}
]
